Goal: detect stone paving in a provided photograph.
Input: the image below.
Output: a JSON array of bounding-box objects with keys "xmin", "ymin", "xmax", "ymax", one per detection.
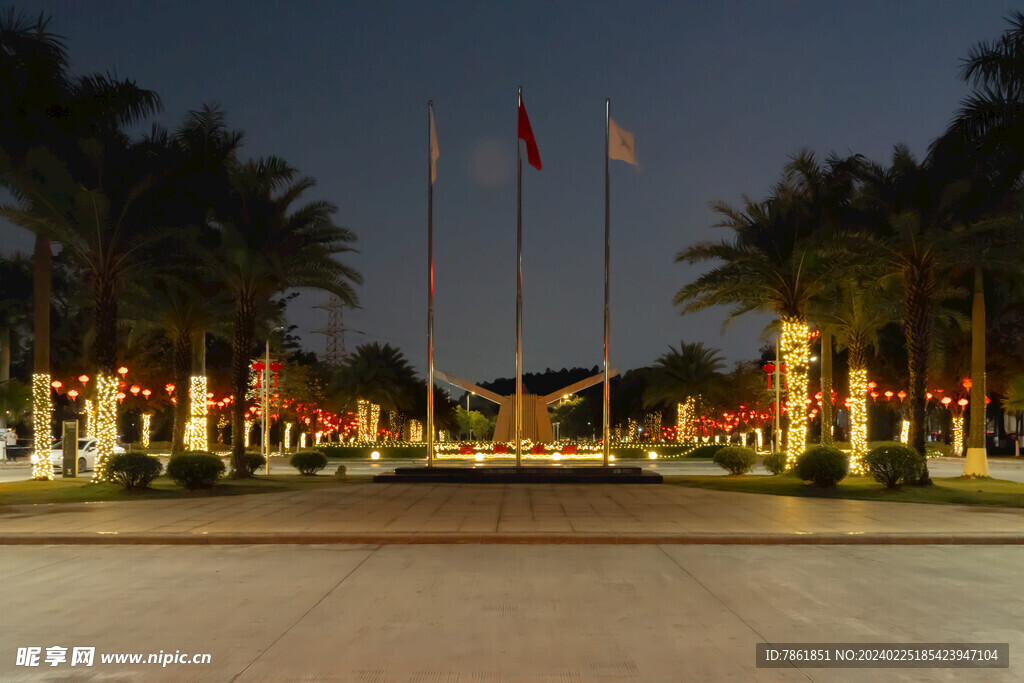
[
  {"xmin": 1, "ymin": 482, "xmax": 1022, "ymax": 544},
  {"xmin": 1, "ymin": 544, "xmax": 1021, "ymax": 681}
]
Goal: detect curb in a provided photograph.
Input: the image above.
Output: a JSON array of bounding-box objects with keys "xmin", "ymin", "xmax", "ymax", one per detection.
[{"xmin": 1, "ymin": 532, "xmax": 1023, "ymax": 546}]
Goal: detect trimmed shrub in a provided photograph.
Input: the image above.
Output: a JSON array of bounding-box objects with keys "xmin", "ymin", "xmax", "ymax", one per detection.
[
  {"xmin": 762, "ymin": 452, "xmax": 786, "ymax": 475},
  {"xmin": 688, "ymin": 444, "xmax": 727, "ymax": 460},
  {"xmin": 104, "ymin": 452, "xmax": 162, "ymax": 490},
  {"xmin": 291, "ymin": 450, "xmax": 328, "ymax": 475},
  {"xmin": 713, "ymin": 446, "xmax": 757, "ymax": 475},
  {"xmin": 865, "ymin": 444, "xmax": 926, "ymax": 489},
  {"xmin": 335, "ymin": 464, "xmax": 347, "ymax": 478},
  {"xmin": 795, "ymin": 446, "xmax": 848, "ymax": 487},
  {"xmin": 926, "ymin": 442, "xmax": 952, "ymax": 458},
  {"xmin": 245, "ymin": 452, "xmax": 267, "ymax": 475},
  {"xmin": 167, "ymin": 451, "xmax": 225, "ymax": 489}
]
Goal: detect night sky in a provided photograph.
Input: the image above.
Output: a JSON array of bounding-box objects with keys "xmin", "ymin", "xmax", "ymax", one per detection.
[{"xmin": 0, "ymin": 1, "xmax": 1011, "ymax": 383}]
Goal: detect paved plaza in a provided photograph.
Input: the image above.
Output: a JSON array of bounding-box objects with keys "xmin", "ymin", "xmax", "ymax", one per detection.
[
  {"xmin": 1, "ymin": 481, "xmax": 1022, "ymax": 680},
  {"xmin": 0, "ymin": 480, "xmax": 1022, "ymax": 544},
  {"xmin": 1, "ymin": 544, "xmax": 1021, "ymax": 681}
]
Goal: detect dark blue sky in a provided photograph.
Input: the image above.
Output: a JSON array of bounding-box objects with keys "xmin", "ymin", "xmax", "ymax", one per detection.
[{"xmin": 1, "ymin": 1, "xmax": 1013, "ymax": 382}]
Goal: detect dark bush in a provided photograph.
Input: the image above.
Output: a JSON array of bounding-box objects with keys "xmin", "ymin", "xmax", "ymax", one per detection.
[
  {"xmin": 865, "ymin": 444, "xmax": 926, "ymax": 488},
  {"xmin": 688, "ymin": 444, "xmax": 727, "ymax": 459},
  {"xmin": 795, "ymin": 446, "xmax": 848, "ymax": 487},
  {"xmin": 245, "ymin": 452, "xmax": 266, "ymax": 475},
  {"xmin": 104, "ymin": 452, "xmax": 162, "ymax": 490},
  {"xmin": 291, "ymin": 450, "xmax": 328, "ymax": 475},
  {"xmin": 335, "ymin": 464, "xmax": 347, "ymax": 478},
  {"xmin": 713, "ymin": 446, "xmax": 757, "ymax": 475},
  {"xmin": 166, "ymin": 451, "xmax": 225, "ymax": 489},
  {"xmin": 762, "ymin": 452, "xmax": 786, "ymax": 475}
]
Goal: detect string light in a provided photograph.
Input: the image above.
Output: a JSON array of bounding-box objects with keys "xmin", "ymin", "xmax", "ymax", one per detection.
[
  {"xmin": 676, "ymin": 398, "xmax": 695, "ymax": 442},
  {"xmin": 300, "ymin": 432, "xmax": 307, "ymax": 448},
  {"xmin": 900, "ymin": 420, "xmax": 910, "ymax": 445},
  {"xmin": 780, "ymin": 318, "xmax": 810, "ymax": 468},
  {"xmin": 31, "ymin": 373, "xmax": 53, "ymax": 480},
  {"xmin": 409, "ymin": 419, "xmax": 423, "ymax": 442},
  {"xmin": 141, "ymin": 413, "xmax": 151, "ymax": 448},
  {"xmin": 953, "ymin": 415, "xmax": 964, "ymax": 456},
  {"xmin": 244, "ymin": 419, "xmax": 254, "ymax": 448},
  {"xmin": 848, "ymin": 367, "xmax": 868, "ymax": 474},
  {"xmin": 284, "ymin": 422, "xmax": 292, "ymax": 450},
  {"xmin": 755, "ymin": 427, "xmax": 763, "ymax": 451},
  {"xmin": 184, "ymin": 375, "xmax": 207, "ymax": 450},
  {"xmin": 92, "ymin": 372, "xmax": 117, "ymax": 482}
]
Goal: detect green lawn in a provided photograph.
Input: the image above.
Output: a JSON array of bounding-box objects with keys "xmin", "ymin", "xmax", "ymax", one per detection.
[
  {"xmin": 0, "ymin": 473, "xmax": 363, "ymax": 506},
  {"xmin": 664, "ymin": 473, "xmax": 1024, "ymax": 508}
]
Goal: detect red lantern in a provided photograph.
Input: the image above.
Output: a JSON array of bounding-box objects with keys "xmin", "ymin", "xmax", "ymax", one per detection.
[
  {"xmin": 51, "ymin": 380, "xmax": 62, "ymax": 390},
  {"xmin": 252, "ymin": 361, "xmax": 266, "ymax": 388},
  {"xmin": 270, "ymin": 361, "xmax": 282, "ymax": 388},
  {"xmin": 116, "ymin": 392, "xmax": 126, "ymax": 402},
  {"xmin": 78, "ymin": 375, "xmax": 90, "ymax": 384},
  {"xmin": 897, "ymin": 390, "xmax": 906, "ymax": 401},
  {"xmin": 165, "ymin": 383, "xmax": 175, "ymax": 394},
  {"xmin": 957, "ymin": 398, "xmax": 968, "ymax": 407},
  {"xmin": 884, "ymin": 390, "xmax": 893, "ymax": 399},
  {"xmin": 941, "ymin": 396, "xmax": 952, "ymax": 406},
  {"xmin": 962, "ymin": 378, "xmax": 972, "ymax": 390},
  {"xmin": 129, "ymin": 385, "xmax": 140, "ymax": 395},
  {"xmin": 67, "ymin": 389, "xmax": 79, "ymax": 399},
  {"xmin": 117, "ymin": 366, "xmax": 128, "ymax": 376},
  {"xmin": 142, "ymin": 389, "xmax": 152, "ymax": 399}
]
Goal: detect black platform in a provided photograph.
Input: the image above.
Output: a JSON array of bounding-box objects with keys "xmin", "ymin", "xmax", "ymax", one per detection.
[{"xmin": 373, "ymin": 465, "xmax": 662, "ymax": 484}]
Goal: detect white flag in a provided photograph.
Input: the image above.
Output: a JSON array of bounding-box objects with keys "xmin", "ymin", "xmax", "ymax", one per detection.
[
  {"xmin": 429, "ymin": 107, "xmax": 440, "ymax": 184},
  {"xmin": 608, "ymin": 118, "xmax": 636, "ymax": 166}
]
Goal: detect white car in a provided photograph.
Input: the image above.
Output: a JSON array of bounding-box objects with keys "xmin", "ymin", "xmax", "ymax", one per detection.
[{"xmin": 31, "ymin": 438, "xmax": 126, "ymax": 473}]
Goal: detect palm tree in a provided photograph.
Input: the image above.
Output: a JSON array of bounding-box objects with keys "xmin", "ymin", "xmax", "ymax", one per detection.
[
  {"xmin": 332, "ymin": 343, "xmax": 419, "ymax": 413},
  {"xmin": 643, "ymin": 341, "xmax": 725, "ymax": 409},
  {"xmin": 0, "ymin": 132, "xmax": 178, "ymax": 477},
  {"xmin": 1, "ymin": 9, "xmax": 160, "ymax": 478},
  {"xmin": 206, "ymin": 158, "xmax": 360, "ymax": 475},
  {"xmin": 856, "ymin": 141, "xmax": 1024, "ymax": 482},
  {"xmin": 818, "ymin": 276, "xmax": 894, "ymax": 470},
  {"xmin": 675, "ymin": 184, "xmax": 831, "ymax": 466},
  {"xmin": 1001, "ymin": 375, "xmax": 1024, "ymax": 458},
  {"xmin": 783, "ymin": 151, "xmax": 861, "ymax": 446}
]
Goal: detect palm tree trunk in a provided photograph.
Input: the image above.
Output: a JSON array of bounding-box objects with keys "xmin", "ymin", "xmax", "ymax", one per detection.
[
  {"xmin": 820, "ymin": 328, "xmax": 833, "ymax": 446},
  {"xmin": 964, "ymin": 266, "xmax": 989, "ymax": 476},
  {"xmin": 780, "ymin": 315, "xmax": 809, "ymax": 468},
  {"xmin": 92, "ymin": 274, "xmax": 118, "ymax": 479},
  {"xmin": 189, "ymin": 328, "xmax": 208, "ymax": 451},
  {"xmin": 847, "ymin": 339, "xmax": 868, "ymax": 473},
  {"xmin": 903, "ymin": 267, "xmax": 933, "ymax": 485},
  {"xmin": 31, "ymin": 237, "xmax": 53, "ymax": 480},
  {"xmin": 171, "ymin": 331, "xmax": 190, "ymax": 453},
  {"xmin": 230, "ymin": 298, "xmax": 256, "ymax": 475}
]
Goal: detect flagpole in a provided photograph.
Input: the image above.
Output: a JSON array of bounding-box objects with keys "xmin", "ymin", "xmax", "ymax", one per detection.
[
  {"xmin": 603, "ymin": 98, "xmax": 611, "ymax": 467},
  {"xmin": 426, "ymin": 100, "xmax": 435, "ymax": 467},
  {"xmin": 515, "ymin": 86, "xmax": 524, "ymax": 468}
]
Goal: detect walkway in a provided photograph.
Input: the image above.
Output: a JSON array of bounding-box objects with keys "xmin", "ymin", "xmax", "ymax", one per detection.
[{"xmin": 1, "ymin": 482, "xmax": 1022, "ymax": 544}]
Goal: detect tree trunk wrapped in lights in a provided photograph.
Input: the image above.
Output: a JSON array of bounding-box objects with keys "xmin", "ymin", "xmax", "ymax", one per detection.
[
  {"xmin": 953, "ymin": 415, "xmax": 964, "ymax": 456},
  {"xmin": 846, "ymin": 368, "xmax": 869, "ymax": 474},
  {"xmin": 184, "ymin": 375, "xmax": 208, "ymax": 450},
  {"xmin": 92, "ymin": 372, "xmax": 118, "ymax": 482},
  {"xmin": 780, "ymin": 317, "xmax": 810, "ymax": 468},
  {"xmin": 141, "ymin": 413, "xmax": 152, "ymax": 448},
  {"xmin": 676, "ymin": 397, "xmax": 695, "ymax": 442},
  {"xmin": 31, "ymin": 373, "xmax": 54, "ymax": 480}
]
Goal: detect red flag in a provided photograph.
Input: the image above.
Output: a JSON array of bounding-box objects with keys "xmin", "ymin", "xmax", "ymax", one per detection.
[{"xmin": 517, "ymin": 100, "xmax": 542, "ymax": 170}]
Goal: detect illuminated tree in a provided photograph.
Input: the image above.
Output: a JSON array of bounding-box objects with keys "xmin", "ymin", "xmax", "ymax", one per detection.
[
  {"xmin": 205, "ymin": 158, "xmax": 360, "ymax": 476},
  {"xmin": 675, "ymin": 183, "xmax": 832, "ymax": 466},
  {"xmin": 642, "ymin": 341, "xmax": 725, "ymax": 411},
  {"xmin": 0, "ymin": 10, "xmax": 159, "ymax": 478}
]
